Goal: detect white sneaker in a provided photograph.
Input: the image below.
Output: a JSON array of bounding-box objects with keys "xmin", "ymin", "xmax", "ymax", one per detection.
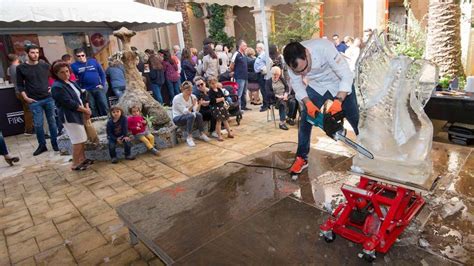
[
  {"xmin": 200, "ymin": 134, "xmax": 210, "ymax": 142},
  {"xmin": 211, "ymin": 132, "xmax": 219, "ymax": 138},
  {"xmin": 186, "ymin": 137, "xmax": 196, "ymax": 147},
  {"xmin": 221, "ymin": 129, "xmax": 228, "ymax": 134}
]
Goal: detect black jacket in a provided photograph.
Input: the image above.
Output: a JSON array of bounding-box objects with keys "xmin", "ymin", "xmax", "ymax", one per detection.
[
  {"xmin": 265, "ymin": 77, "xmax": 289, "ymax": 104},
  {"xmin": 51, "ymin": 80, "xmax": 88, "ymax": 125},
  {"xmin": 149, "ymin": 68, "xmax": 165, "ymax": 85}
]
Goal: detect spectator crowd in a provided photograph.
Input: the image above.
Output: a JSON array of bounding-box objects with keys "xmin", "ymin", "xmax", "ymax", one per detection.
[{"xmin": 2, "ymin": 32, "xmax": 363, "ymax": 170}]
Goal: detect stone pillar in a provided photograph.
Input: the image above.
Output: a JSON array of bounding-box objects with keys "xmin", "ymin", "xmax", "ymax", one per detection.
[
  {"xmin": 251, "ymin": 6, "xmax": 274, "ymax": 42},
  {"xmin": 223, "ymin": 6, "xmax": 237, "ymax": 37},
  {"xmin": 363, "ymin": 0, "xmax": 386, "ymax": 32}
]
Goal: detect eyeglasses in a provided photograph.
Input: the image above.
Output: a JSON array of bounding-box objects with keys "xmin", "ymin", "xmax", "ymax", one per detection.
[
  {"xmin": 197, "ymin": 83, "xmax": 205, "ymax": 87},
  {"xmin": 76, "ymin": 54, "xmax": 86, "ymax": 58},
  {"xmin": 292, "ymin": 58, "xmax": 309, "ymax": 75}
]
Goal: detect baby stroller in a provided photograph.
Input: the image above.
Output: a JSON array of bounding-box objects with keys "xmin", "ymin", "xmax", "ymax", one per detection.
[{"xmin": 221, "ymin": 81, "xmax": 242, "ymax": 125}]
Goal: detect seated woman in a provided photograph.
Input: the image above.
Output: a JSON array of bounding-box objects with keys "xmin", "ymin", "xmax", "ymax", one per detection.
[
  {"xmin": 265, "ymin": 66, "xmax": 290, "ymax": 130},
  {"xmin": 172, "ymin": 81, "xmax": 210, "ymax": 147},
  {"xmin": 51, "ymin": 60, "xmax": 92, "ymax": 170},
  {"xmin": 193, "ymin": 77, "xmax": 216, "ymax": 136}
]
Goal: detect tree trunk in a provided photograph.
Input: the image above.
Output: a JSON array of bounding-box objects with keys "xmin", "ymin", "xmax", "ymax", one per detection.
[
  {"xmin": 113, "ymin": 27, "xmax": 170, "ymax": 127},
  {"xmin": 176, "ymin": 0, "xmax": 193, "ymax": 48},
  {"xmin": 425, "ymin": 0, "xmax": 464, "ymax": 78}
]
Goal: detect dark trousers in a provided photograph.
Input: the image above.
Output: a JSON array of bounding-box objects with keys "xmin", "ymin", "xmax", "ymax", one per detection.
[
  {"xmin": 296, "ymin": 85, "xmax": 359, "ymax": 159},
  {"xmin": 200, "ymin": 109, "xmax": 216, "ymax": 133},
  {"xmin": 0, "ymin": 131, "xmax": 8, "ymax": 156},
  {"xmin": 258, "ymin": 73, "xmax": 268, "ymax": 108},
  {"xmin": 287, "ymin": 97, "xmax": 298, "ymax": 119},
  {"xmin": 108, "ymin": 139, "xmax": 131, "ymax": 158}
]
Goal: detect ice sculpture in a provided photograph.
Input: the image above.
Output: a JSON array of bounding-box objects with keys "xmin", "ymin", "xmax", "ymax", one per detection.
[{"xmin": 352, "ymin": 31, "xmax": 439, "ymax": 186}]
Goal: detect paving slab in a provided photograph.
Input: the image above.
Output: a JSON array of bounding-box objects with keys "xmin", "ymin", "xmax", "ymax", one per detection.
[{"xmin": 176, "ymin": 197, "xmax": 456, "ymax": 265}]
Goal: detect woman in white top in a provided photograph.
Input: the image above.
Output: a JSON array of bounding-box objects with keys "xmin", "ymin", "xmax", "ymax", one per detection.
[
  {"xmin": 51, "ymin": 60, "xmax": 92, "ymax": 170},
  {"xmin": 343, "ymin": 37, "xmax": 361, "ymax": 73},
  {"xmin": 172, "ymin": 81, "xmax": 211, "ymax": 147},
  {"xmin": 215, "ymin": 44, "xmax": 229, "ymax": 75},
  {"xmin": 202, "ymin": 45, "xmax": 220, "ymax": 80}
]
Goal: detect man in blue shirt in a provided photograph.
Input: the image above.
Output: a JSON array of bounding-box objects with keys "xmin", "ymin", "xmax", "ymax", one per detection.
[
  {"xmin": 71, "ymin": 48, "xmax": 109, "ymax": 117},
  {"xmin": 254, "ymin": 43, "xmax": 269, "ymax": 112},
  {"xmin": 230, "ymin": 40, "xmax": 251, "ymax": 111},
  {"xmin": 333, "ymin": 34, "xmax": 348, "ymax": 53}
]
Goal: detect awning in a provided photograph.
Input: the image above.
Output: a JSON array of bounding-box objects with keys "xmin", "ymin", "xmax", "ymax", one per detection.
[
  {"xmin": 190, "ymin": 0, "xmax": 297, "ymax": 8},
  {"xmin": 0, "ymin": 0, "xmax": 183, "ymax": 33}
]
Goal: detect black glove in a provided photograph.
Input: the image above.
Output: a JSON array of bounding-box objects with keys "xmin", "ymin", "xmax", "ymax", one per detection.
[{"xmin": 323, "ymin": 111, "xmax": 344, "ymax": 138}]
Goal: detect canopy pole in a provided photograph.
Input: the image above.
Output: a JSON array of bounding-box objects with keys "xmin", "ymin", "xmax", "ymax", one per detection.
[
  {"xmin": 259, "ymin": 0, "xmax": 271, "ymax": 79},
  {"xmin": 177, "ymin": 22, "xmax": 185, "ymax": 48}
]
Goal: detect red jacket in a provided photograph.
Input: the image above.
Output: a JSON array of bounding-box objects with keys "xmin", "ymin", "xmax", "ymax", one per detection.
[{"xmin": 127, "ymin": 115, "xmax": 147, "ymax": 135}]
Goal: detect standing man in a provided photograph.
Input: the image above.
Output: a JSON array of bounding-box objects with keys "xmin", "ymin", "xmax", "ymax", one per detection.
[
  {"xmin": 332, "ymin": 34, "xmax": 348, "ymax": 53},
  {"xmin": 16, "ymin": 44, "xmax": 58, "ymax": 156},
  {"xmin": 254, "ymin": 42, "xmax": 269, "ymax": 112},
  {"xmin": 230, "ymin": 40, "xmax": 251, "ymax": 111},
  {"xmin": 283, "ymin": 39, "xmax": 358, "ymax": 178},
  {"xmin": 8, "ymin": 54, "xmax": 34, "ymax": 135},
  {"xmin": 71, "ymin": 48, "xmax": 108, "ymax": 117}
]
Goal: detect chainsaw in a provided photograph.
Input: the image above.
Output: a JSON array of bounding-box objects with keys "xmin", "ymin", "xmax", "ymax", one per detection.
[{"xmin": 306, "ymin": 100, "xmax": 374, "ymax": 160}]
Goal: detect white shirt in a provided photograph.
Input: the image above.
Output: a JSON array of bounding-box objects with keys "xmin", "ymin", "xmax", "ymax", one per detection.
[
  {"xmin": 172, "ymin": 93, "xmax": 197, "ymax": 118},
  {"xmin": 344, "ymin": 45, "xmax": 361, "ymax": 73},
  {"xmin": 288, "ymin": 39, "xmax": 354, "ymax": 102}
]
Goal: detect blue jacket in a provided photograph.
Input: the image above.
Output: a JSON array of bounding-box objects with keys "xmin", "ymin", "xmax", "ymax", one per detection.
[
  {"xmin": 181, "ymin": 59, "xmax": 196, "ymax": 82},
  {"xmin": 51, "ymin": 80, "xmax": 88, "ymax": 125},
  {"xmin": 106, "ymin": 116, "xmax": 128, "ymax": 142},
  {"xmin": 106, "ymin": 65, "xmax": 126, "ymax": 88},
  {"xmin": 71, "ymin": 58, "xmax": 106, "ymax": 90}
]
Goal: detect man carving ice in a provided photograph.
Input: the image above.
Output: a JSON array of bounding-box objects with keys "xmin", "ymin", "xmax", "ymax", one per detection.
[{"xmin": 283, "ymin": 39, "xmax": 359, "ymax": 178}]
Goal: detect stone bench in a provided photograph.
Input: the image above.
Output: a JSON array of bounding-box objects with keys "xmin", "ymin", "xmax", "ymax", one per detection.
[{"xmin": 57, "ymin": 116, "xmax": 178, "ymax": 161}]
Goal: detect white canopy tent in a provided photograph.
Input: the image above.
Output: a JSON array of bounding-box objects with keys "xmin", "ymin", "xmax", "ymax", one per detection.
[{"xmin": 0, "ymin": 0, "xmax": 184, "ymax": 47}]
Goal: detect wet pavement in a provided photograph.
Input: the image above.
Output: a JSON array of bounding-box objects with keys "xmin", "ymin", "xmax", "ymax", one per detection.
[{"xmin": 117, "ymin": 142, "xmax": 470, "ymax": 265}]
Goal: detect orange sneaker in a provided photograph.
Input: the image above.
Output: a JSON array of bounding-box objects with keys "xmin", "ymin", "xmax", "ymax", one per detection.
[{"xmin": 289, "ymin": 156, "xmax": 308, "ymax": 175}]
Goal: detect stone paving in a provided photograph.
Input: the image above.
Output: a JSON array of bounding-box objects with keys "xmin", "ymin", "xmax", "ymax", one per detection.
[
  {"xmin": 0, "ymin": 110, "xmax": 305, "ymax": 265},
  {"xmin": 1, "ymin": 109, "xmax": 472, "ymax": 265}
]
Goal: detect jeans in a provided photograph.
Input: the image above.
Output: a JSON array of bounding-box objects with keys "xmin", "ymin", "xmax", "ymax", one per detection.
[
  {"xmin": 108, "ymin": 139, "xmax": 131, "ymax": 158},
  {"xmin": 54, "ymin": 106, "xmax": 64, "ymax": 135},
  {"xmin": 167, "ymin": 80, "xmax": 180, "ymax": 104},
  {"xmin": 236, "ymin": 79, "xmax": 248, "ymax": 110},
  {"xmin": 287, "ymin": 97, "xmax": 298, "ymax": 119},
  {"xmin": 0, "ymin": 131, "xmax": 8, "ymax": 156},
  {"xmin": 88, "ymin": 88, "xmax": 109, "ymax": 117},
  {"xmin": 296, "ymin": 85, "xmax": 359, "ymax": 159},
  {"xmin": 258, "ymin": 74, "xmax": 268, "ymax": 108},
  {"xmin": 150, "ymin": 83, "xmax": 163, "ymax": 104},
  {"xmin": 29, "ymin": 97, "xmax": 58, "ymax": 148},
  {"xmin": 277, "ymin": 101, "xmax": 287, "ymax": 122},
  {"xmin": 173, "ymin": 113, "xmax": 204, "ymax": 137},
  {"xmin": 112, "ymin": 86, "xmax": 126, "ymax": 99}
]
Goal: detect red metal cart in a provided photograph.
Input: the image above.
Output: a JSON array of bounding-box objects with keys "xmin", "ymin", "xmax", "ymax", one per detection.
[{"xmin": 320, "ymin": 175, "xmax": 425, "ymax": 262}]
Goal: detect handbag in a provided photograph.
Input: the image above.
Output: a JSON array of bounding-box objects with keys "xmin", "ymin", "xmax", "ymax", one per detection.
[{"xmin": 84, "ymin": 117, "xmax": 99, "ymax": 144}]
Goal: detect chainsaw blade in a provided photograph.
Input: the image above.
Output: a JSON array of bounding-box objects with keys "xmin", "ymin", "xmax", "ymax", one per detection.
[{"xmin": 334, "ymin": 131, "xmax": 374, "ymax": 159}]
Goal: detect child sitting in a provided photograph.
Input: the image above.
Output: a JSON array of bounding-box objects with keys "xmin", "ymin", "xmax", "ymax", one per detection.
[
  {"xmin": 106, "ymin": 106, "xmax": 135, "ymax": 164},
  {"xmin": 208, "ymin": 77, "xmax": 234, "ymax": 141},
  {"xmin": 128, "ymin": 105, "xmax": 159, "ymax": 156}
]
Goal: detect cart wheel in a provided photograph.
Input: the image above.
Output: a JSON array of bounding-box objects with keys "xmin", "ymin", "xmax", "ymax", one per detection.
[
  {"xmin": 321, "ymin": 231, "xmax": 336, "ymax": 243},
  {"xmin": 362, "ymin": 251, "xmax": 376, "ymax": 262}
]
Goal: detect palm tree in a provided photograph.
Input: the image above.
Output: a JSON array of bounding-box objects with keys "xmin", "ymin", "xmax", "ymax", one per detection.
[
  {"xmin": 175, "ymin": 0, "xmax": 193, "ymax": 48},
  {"xmin": 425, "ymin": 0, "xmax": 464, "ymax": 78}
]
